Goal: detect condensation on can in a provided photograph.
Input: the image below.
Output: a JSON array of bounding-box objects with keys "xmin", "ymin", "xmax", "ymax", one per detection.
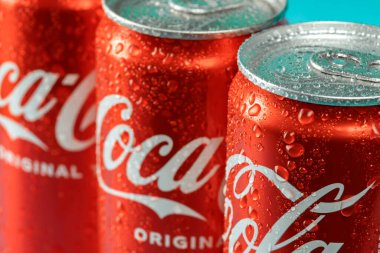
[
  {"xmin": 96, "ymin": 1, "xmax": 288, "ymax": 253},
  {"xmin": 0, "ymin": 1, "xmax": 101, "ymax": 252},
  {"xmin": 225, "ymin": 22, "xmax": 380, "ymax": 253}
]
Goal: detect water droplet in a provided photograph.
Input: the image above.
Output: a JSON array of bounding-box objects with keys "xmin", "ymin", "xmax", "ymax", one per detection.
[
  {"xmin": 128, "ymin": 78, "xmax": 135, "ymax": 86},
  {"xmin": 299, "ymin": 167, "xmax": 308, "ymax": 174},
  {"xmin": 249, "ymin": 93, "xmax": 256, "ymax": 104},
  {"xmin": 234, "ymin": 241, "xmax": 243, "ymax": 253},
  {"xmin": 282, "ymin": 131, "xmax": 296, "ymax": 144},
  {"xmin": 250, "ymin": 188, "xmax": 259, "ymax": 201},
  {"xmin": 253, "ymin": 124, "xmax": 263, "ymax": 138},
  {"xmin": 281, "ymin": 188, "xmax": 295, "ymax": 199},
  {"xmin": 371, "ymin": 122, "xmax": 380, "ymax": 137},
  {"xmin": 257, "ymin": 143, "xmax": 264, "ymax": 151},
  {"xmin": 167, "ymin": 80, "xmax": 179, "ymax": 93},
  {"xmin": 115, "ymin": 214, "xmax": 123, "ymax": 224},
  {"xmin": 248, "ymin": 207, "xmax": 258, "ymax": 220},
  {"xmin": 286, "ymin": 143, "xmax": 305, "ymax": 158},
  {"xmin": 248, "ymin": 104, "xmax": 261, "ymax": 116},
  {"xmin": 115, "ymin": 43, "xmax": 124, "ymax": 54},
  {"xmin": 246, "ymin": 225, "xmax": 254, "ymax": 238},
  {"xmin": 106, "ymin": 44, "xmax": 112, "ymax": 54},
  {"xmin": 287, "ymin": 161, "xmax": 297, "ymax": 171},
  {"xmin": 297, "ymin": 182, "xmax": 304, "ymax": 190},
  {"xmin": 303, "ymin": 219, "xmax": 319, "ymax": 232},
  {"xmin": 147, "ymin": 65, "xmax": 158, "ymax": 74},
  {"xmin": 240, "ymin": 195, "xmax": 247, "ymax": 208},
  {"xmin": 298, "ymin": 108, "xmax": 315, "ymax": 125},
  {"xmin": 116, "ymin": 201, "xmax": 124, "ymax": 210},
  {"xmin": 128, "ymin": 45, "xmax": 142, "ymax": 57},
  {"xmin": 240, "ymin": 103, "xmax": 247, "ymax": 114},
  {"xmin": 281, "ymin": 110, "xmax": 289, "ymax": 117},
  {"xmin": 275, "ymin": 165, "xmax": 289, "ymax": 181},
  {"xmin": 277, "ymin": 65, "xmax": 286, "ymax": 73}
]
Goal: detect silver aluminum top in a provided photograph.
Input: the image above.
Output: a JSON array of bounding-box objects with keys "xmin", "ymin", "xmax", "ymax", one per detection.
[
  {"xmin": 103, "ymin": 0, "xmax": 287, "ymax": 40},
  {"xmin": 238, "ymin": 22, "xmax": 380, "ymax": 106}
]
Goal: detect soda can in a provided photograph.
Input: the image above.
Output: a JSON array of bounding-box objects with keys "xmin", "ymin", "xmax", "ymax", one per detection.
[
  {"xmin": 96, "ymin": 0, "xmax": 287, "ymax": 252},
  {"xmin": 0, "ymin": 1, "xmax": 101, "ymax": 252},
  {"xmin": 225, "ymin": 22, "xmax": 380, "ymax": 252}
]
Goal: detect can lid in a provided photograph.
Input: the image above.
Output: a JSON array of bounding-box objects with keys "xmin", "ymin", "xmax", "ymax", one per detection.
[
  {"xmin": 103, "ymin": 0, "xmax": 287, "ymax": 40},
  {"xmin": 238, "ymin": 22, "xmax": 380, "ymax": 106}
]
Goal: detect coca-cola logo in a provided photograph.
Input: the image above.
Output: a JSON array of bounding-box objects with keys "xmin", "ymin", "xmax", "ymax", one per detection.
[
  {"xmin": 96, "ymin": 95, "xmax": 224, "ymax": 221},
  {"xmin": 224, "ymin": 154, "xmax": 376, "ymax": 253},
  {"xmin": 0, "ymin": 61, "xmax": 95, "ymax": 152}
]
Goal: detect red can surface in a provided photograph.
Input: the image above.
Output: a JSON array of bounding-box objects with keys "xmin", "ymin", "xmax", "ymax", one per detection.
[
  {"xmin": 0, "ymin": 1, "xmax": 101, "ymax": 252},
  {"xmin": 224, "ymin": 22, "xmax": 380, "ymax": 252},
  {"xmin": 96, "ymin": 0, "xmax": 287, "ymax": 252}
]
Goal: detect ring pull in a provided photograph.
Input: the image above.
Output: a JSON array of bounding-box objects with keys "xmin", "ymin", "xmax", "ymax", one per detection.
[
  {"xmin": 169, "ymin": 0, "xmax": 246, "ymax": 14},
  {"xmin": 310, "ymin": 49, "xmax": 380, "ymax": 83}
]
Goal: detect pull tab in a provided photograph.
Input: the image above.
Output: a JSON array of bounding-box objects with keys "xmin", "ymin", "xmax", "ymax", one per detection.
[
  {"xmin": 310, "ymin": 49, "xmax": 380, "ymax": 83},
  {"xmin": 169, "ymin": 0, "xmax": 246, "ymax": 14}
]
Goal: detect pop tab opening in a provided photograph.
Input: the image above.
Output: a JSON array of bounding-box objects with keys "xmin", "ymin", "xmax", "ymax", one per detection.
[
  {"xmin": 169, "ymin": 0, "xmax": 246, "ymax": 14},
  {"xmin": 310, "ymin": 49, "xmax": 380, "ymax": 83}
]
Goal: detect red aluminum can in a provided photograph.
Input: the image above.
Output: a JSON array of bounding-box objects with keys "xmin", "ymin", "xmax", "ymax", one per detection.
[
  {"xmin": 224, "ymin": 22, "xmax": 380, "ymax": 253},
  {"xmin": 0, "ymin": 1, "xmax": 101, "ymax": 252},
  {"xmin": 96, "ymin": 0, "xmax": 287, "ymax": 252}
]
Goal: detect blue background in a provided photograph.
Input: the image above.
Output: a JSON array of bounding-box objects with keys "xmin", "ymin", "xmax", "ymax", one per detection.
[{"xmin": 287, "ymin": 0, "xmax": 380, "ymax": 26}]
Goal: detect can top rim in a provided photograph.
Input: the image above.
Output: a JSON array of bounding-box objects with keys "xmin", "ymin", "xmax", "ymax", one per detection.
[
  {"xmin": 102, "ymin": 0, "xmax": 287, "ymax": 40},
  {"xmin": 238, "ymin": 21, "xmax": 380, "ymax": 107}
]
